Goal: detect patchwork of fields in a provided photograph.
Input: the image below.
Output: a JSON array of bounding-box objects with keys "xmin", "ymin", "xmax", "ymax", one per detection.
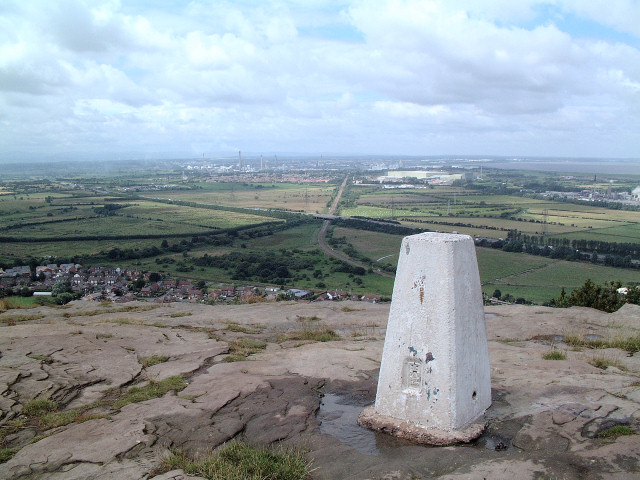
[
  {"xmin": 1, "ymin": 175, "xmax": 638, "ymax": 304},
  {"xmin": 339, "ymin": 186, "xmax": 640, "ymax": 244}
]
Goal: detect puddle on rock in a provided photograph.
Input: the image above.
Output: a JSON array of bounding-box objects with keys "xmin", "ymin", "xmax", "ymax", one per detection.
[
  {"xmin": 475, "ymin": 432, "xmax": 511, "ymax": 451},
  {"xmin": 317, "ymin": 393, "xmax": 382, "ymax": 456}
]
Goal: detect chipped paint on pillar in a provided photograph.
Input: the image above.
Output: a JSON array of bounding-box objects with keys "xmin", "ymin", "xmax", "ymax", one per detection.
[{"xmin": 374, "ymin": 232, "xmax": 491, "ymax": 431}]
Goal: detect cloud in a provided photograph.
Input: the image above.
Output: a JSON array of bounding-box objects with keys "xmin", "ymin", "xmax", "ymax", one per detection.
[{"xmin": 0, "ymin": 0, "xmax": 639, "ymax": 160}]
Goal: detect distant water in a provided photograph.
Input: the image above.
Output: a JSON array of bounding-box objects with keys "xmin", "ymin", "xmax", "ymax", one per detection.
[{"xmin": 486, "ymin": 159, "xmax": 640, "ymax": 176}]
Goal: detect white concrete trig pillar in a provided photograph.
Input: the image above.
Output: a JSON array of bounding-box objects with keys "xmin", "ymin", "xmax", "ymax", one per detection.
[{"xmin": 359, "ymin": 232, "xmax": 491, "ymax": 445}]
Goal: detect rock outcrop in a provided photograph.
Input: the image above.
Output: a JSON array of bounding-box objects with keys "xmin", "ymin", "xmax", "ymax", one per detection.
[{"xmin": 0, "ymin": 300, "xmax": 638, "ymax": 479}]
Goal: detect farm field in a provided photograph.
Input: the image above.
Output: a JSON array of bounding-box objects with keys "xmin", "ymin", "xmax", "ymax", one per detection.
[
  {"xmin": 340, "ymin": 184, "xmax": 640, "ymax": 244},
  {"xmin": 0, "ymin": 238, "xmax": 179, "ymax": 263},
  {"xmin": 317, "ymin": 227, "xmax": 640, "ymax": 303},
  {"xmin": 147, "ymin": 182, "xmax": 334, "ymax": 214},
  {"xmin": 331, "ymin": 227, "xmax": 402, "ymax": 267},
  {"xmin": 1, "ymin": 168, "xmax": 639, "ymax": 304},
  {"xmin": 479, "ymin": 248, "xmax": 640, "ymax": 303}
]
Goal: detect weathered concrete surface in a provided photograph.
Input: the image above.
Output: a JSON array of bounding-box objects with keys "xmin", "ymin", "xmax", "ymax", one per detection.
[
  {"xmin": 371, "ymin": 233, "xmax": 490, "ymax": 441},
  {"xmin": 0, "ymin": 300, "xmax": 639, "ymax": 479}
]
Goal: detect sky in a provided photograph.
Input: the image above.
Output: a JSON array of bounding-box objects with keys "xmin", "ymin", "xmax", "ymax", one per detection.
[{"xmin": 1, "ymin": 0, "xmax": 639, "ymax": 162}]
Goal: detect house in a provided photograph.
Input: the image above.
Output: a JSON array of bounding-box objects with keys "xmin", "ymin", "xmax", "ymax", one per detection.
[
  {"xmin": 361, "ymin": 294, "xmax": 381, "ymax": 303},
  {"xmin": 287, "ymin": 288, "xmax": 313, "ymax": 299},
  {"xmin": 221, "ymin": 286, "xmax": 235, "ymax": 297},
  {"xmin": 188, "ymin": 289, "xmax": 204, "ymax": 300},
  {"xmin": 4, "ymin": 266, "xmax": 30, "ymax": 278}
]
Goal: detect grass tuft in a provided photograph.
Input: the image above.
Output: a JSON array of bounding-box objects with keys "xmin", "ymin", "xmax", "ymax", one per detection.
[
  {"xmin": 27, "ymin": 354, "xmax": 53, "ymax": 364},
  {"xmin": 62, "ymin": 304, "xmax": 160, "ymax": 318},
  {"xmin": 542, "ymin": 349, "xmax": 566, "ymax": 360},
  {"xmin": 23, "ymin": 398, "xmax": 58, "ymax": 417},
  {"xmin": 341, "ymin": 306, "xmax": 362, "ymax": 312},
  {"xmin": 161, "ymin": 442, "xmax": 311, "ymax": 480},
  {"xmin": 563, "ymin": 333, "xmax": 640, "ymax": 353},
  {"xmin": 0, "ymin": 447, "xmax": 18, "ymax": 464},
  {"xmin": 170, "ymin": 311, "xmax": 192, "ymax": 318},
  {"xmin": 39, "ymin": 410, "xmax": 104, "ymax": 430},
  {"xmin": 588, "ymin": 354, "xmax": 626, "ymax": 370},
  {"xmin": 113, "ymin": 375, "xmax": 187, "ymax": 409},
  {"xmin": 139, "ymin": 355, "xmax": 169, "ymax": 367},
  {"xmin": 598, "ymin": 425, "xmax": 634, "ymax": 438},
  {"xmin": 227, "ymin": 338, "xmax": 267, "ymax": 358},
  {"xmin": 224, "ymin": 322, "xmax": 262, "ymax": 334},
  {"xmin": 223, "ymin": 354, "xmax": 249, "ymax": 363},
  {"xmin": 278, "ymin": 327, "xmax": 340, "ymax": 343},
  {"xmin": 1, "ymin": 313, "xmax": 45, "ymax": 324}
]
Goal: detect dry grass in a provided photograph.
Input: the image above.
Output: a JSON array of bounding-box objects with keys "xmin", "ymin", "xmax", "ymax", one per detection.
[
  {"xmin": 0, "ymin": 313, "xmax": 45, "ymax": 324},
  {"xmin": 564, "ymin": 333, "xmax": 640, "ymax": 353},
  {"xmin": 277, "ymin": 326, "xmax": 340, "ymax": 343},
  {"xmin": 588, "ymin": 353, "xmax": 626, "ymax": 370},
  {"xmin": 226, "ymin": 338, "xmax": 267, "ymax": 358}
]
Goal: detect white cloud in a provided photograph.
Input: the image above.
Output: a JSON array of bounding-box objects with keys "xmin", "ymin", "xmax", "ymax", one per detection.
[{"xmin": 0, "ymin": 0, "xmax": 639, "ymax": 160}]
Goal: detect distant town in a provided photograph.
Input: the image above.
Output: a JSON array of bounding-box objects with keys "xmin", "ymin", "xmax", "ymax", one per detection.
[{"xmin": 0, "ymin": 263, "xmax": 382, "ymax": 305}]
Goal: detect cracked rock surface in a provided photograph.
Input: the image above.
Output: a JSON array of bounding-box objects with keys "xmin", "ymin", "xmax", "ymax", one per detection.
[{"xmin": 0, "ymin": 300, "xmax": 639, "ymax": 479}]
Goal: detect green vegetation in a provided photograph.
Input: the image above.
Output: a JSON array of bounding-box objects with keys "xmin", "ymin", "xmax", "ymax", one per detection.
[
  {"xmin": 0, "ymin": 448, "xmax": 18, "ymax": 463},
  {"xmin": 550, "ymin": 279, "xmax": 639, "ymax": 312},
  {"xmin": 0, "ymin": 313, "xmax": 45, "ymax": 324},
  {"xmin": 169, "ymin": 311, "xmax": 192, "ymax": 318},
  {"xmin": 27, "ymin": 354, "xmax": 53, "ymax": 364},
  {"xmin": 139, "ymin": 355, "xmax": 169, "ymax": 367},
  {"xmin": 226, "ymin": 338, "xmax": 268, "ymax": 359},
  {"xmin": 23, "ymin": 398, "xmax": 58, "ymax": 417},
  {"xmin": 224, "ymin": 322, "xmax": 263, "ymax": 334},
  {"xmin": 161, "ymin": 442, "xmax": 311, "ymax": 480},
  {"xmin": 598, "ymin": 425, "xmax": 634, "ymax": 438},
  {"xmin": 341, "ymin": 306, "xmax": 362, "ymax": 312},
  {"xmin": 277, "ymin": 327, "xmax": 340, "ymax": 343},
  {"xmin": 113, "ymin": 375, "xmax": 187, "ymax": 409},
  {"xmin": 39, "ymin": 410, "xmax": 104, "ymax": 430},
  {"xmin": 61, "ymin": 304, "xmax": 161, "ymax": 318},
  {"xmin": 2, "ymin": 166, "xmax": 639, "ymax": 304},
  {"xmin": 542, "ymin": 349, "xmax": 566, "ymax": 360},
  {"xmin": 563, "ymin": 333, "xmax": 640, "ymax": 353}
]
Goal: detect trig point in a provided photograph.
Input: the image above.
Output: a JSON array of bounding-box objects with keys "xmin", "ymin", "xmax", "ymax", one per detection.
[{"xmin": 358, "ymin": 232, "xmax": 491, "ymax": 445}]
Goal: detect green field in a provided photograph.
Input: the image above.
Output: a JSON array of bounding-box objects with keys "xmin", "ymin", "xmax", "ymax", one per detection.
[
  {"xmin": 311, "ymin": 226, "xmax": 640, "ymax": 303},
  {"xmin": 340, "ymin": 184, "xmax": 640, "ymax": 244},
  {"xmin": 147, "ymin": 182, "xmax": 334, "ymax": 214},
  {"xmin": 1, "ymin": 168, "xmax": 639, "ymax": 303}
]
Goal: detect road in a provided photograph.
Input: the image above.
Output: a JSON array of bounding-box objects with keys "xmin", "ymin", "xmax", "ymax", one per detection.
[{"xmin": 317, "ymin": 176, "xmax": 395, "ymax": 279}]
